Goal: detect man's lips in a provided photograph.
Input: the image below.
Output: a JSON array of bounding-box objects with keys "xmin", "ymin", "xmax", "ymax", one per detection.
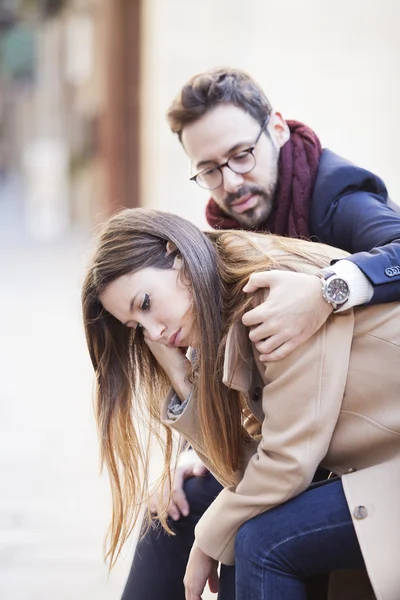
[{"xmin": 230, "ymin": 194, "xmax": 258, "ymax": 214}]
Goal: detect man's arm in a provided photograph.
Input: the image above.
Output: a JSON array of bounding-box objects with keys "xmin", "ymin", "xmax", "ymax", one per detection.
[
  {"xmin": 244, "ymin": 190, "xmax": 400, "ymax": 361},
  {"xmin": 326, "ymin": 191, "xmax": 400, "ymax": 304}
]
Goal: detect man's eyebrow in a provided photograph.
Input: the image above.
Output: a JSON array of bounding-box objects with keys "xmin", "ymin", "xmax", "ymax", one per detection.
[
  {"xmin": 195, "ymin": 140, "xmax": 253, "ymax": 170},
  {"xmin": 123, "ymin": 294, "xmax": 138, "ymax": 326}
]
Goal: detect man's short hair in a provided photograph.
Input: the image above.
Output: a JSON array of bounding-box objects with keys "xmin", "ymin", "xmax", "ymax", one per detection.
[{"xmin": 167, "ymin": 67, "xmax": 273, "ymax": 141}]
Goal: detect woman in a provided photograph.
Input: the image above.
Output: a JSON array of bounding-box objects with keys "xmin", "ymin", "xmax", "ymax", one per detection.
[{"xmin": 82, "ymin": 208, "xmax": 400, "ymax": 600}]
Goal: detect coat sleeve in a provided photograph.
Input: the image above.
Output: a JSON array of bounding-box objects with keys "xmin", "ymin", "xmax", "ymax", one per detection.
[
  {"xmin": 195, "ymin": 311, "xmax": 355, "ymax": 565},
  {"xmin": 314, "ymin": 188, "xmax": 400, "ymax": 304}
]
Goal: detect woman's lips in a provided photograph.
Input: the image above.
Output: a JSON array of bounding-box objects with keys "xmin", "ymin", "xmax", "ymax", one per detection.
[
  {"xmin": 168, "ymin": 329, "xmax": 181, "ymax": 347},
  {"xmin": 230, "ymin": 194, "xmax": 258, "ymax": 214}
]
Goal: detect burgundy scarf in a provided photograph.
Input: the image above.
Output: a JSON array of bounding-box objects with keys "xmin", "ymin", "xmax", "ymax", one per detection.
[{"xmin": 205, "ymin": 121, "xmax": 323, "ymax": 238}]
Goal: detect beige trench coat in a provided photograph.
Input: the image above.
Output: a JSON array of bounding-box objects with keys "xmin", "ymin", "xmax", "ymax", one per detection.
[{"xmin": 162, "ymin": 301, "xmax": 400, "ymax": 600}]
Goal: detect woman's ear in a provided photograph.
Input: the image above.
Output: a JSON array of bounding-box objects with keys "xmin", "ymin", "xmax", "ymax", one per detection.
[
  {"xmin": 166, "ymin": 240, "xmax": 182, "ymax": 269},
  {"xmin": 166, "ymin": 240, "xmax": 177, "ymax": 255}
]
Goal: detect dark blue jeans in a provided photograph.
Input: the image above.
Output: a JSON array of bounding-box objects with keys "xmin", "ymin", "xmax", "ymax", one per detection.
[
  {"xmin": 121, "ymin": 475, "xmax": 365, "ymax": 600},
  {"xmin": 121, "ymin": 474, "xmax": 223, "ymax": 600},
  {"xmin": 235, "ymin": 478, "xmax": 365, "ymax": 599}
]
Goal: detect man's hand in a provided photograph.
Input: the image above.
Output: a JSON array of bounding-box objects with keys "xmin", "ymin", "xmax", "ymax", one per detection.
[
  {"xmin": 150, "ymin": 450, "xmax": 208, "ymax": 521},
  {"xmin": 242, "ymin": 271, "xmax": 333, "ymax": 361},
  {"xmin": 184, "ymin": 541, "xmax": 219, "ymax": 600}
]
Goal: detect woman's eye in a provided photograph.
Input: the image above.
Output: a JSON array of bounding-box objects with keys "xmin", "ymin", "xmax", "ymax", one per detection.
[{"xmin": 141, "ymin": 293, "xmax": 150, "ymax": 310}]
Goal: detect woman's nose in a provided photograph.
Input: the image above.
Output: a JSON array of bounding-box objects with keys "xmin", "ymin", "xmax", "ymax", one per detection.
[{"xmin": 143, "ymin": 321, "xmax": 165, "ymax": 342}]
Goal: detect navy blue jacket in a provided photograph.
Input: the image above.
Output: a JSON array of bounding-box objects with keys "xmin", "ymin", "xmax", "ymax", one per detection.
[{"xmin": 310, "ymin": 149, "xmax": 400, "ymax": 304}]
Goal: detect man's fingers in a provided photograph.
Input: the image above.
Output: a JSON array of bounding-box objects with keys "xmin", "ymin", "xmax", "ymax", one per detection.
[
  {"xmin": 253, "ymin": 332, "xmax": 285, "ymax": 354},
  {"xmin": 259, "ymin": 339, "xmax": 299, "ymax": 362},
  {"xmin": 243, "ymin": 271, "xmax": 273, "ymax": 293},
  {"xmin": 247, "ymin": 322, "xmax": 273, "ymax": 343},
  {"xmin": 242, "ymin": 304, "xmax": 267, "ymax": 327}
]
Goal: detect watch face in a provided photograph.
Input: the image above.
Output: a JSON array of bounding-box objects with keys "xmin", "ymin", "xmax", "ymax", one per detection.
[{"xmin": 326, "ymin": 278, "xmax": 349, "ymax": 303}]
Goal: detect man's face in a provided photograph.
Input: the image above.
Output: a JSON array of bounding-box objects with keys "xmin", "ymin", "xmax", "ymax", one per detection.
[{"xmin": 181, "ymin": 104, "xmax": 287, "ymax": 228}]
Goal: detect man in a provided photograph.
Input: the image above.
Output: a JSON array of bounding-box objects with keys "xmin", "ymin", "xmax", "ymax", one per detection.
[{"xmin": 121, "ymin": 68, "xmax": 400, "ymax": 600}]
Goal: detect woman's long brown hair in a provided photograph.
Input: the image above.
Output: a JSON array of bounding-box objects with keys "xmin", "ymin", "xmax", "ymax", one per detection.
[{"xmin": 82, "ymin": 208, "xmax": 346, "ymax": 566}]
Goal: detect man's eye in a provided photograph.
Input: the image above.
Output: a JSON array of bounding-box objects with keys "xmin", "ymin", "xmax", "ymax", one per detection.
[
  {"xmin": 141, "ymin": 293, "xmax": 150, "ymax": 310},
  {"xmin": 203, "ymin": 167, "xmax": 218, "ymax": 177},
  {"xmin": 233, "ymin": 150, "xmax": 251, "ymax": 161}
]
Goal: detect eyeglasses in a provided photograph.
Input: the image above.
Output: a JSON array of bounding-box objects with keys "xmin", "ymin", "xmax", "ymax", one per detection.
[{"xmin": 190, "ymin": 114, "xmax": 270, "ymax": 191}]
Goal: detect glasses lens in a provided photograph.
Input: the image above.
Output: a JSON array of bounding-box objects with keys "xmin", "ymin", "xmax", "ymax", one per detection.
[
  {"xmin": 228, "ymin": 151, "xmax": 256, "ymax": 175},
  {"xmin": 196, "ymin": 169, "xmax": 223, "ymax": 190}
]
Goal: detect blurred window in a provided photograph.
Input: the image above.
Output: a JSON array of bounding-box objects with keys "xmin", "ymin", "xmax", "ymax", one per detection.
[{"xmin": 0, "ymin": 24, "xmax": 37, "ymax": 82}]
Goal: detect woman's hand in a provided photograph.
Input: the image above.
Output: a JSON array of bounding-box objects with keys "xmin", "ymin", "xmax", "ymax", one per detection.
[
  {"xmin": 145, "ymin": 338, "xmax": 192, "ymax": 401},
  {"xmin": 184, "ymin": 541, "xmax": 219, "ymax": 600},
  {"xmin": 149, "ymin": 449, "xmax": 208, "ymax": 521}
]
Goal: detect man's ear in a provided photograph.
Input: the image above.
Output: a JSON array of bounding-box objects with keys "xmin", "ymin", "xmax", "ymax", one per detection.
[{"xmin": 268, "ymin": 110, "xmax": 290, "ymax": 149}]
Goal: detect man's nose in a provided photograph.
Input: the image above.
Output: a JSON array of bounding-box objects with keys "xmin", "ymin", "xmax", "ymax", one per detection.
[{"xmin": 221, "ymin": 166, "xmax": 244, "ymax": 193}]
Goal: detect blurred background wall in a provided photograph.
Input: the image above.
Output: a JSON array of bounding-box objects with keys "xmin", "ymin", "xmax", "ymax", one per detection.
[
  {"xmin": 0, "ymin": 0, "xmax": 141, "ymax": 241},
  {"xmin": 1, "ymin": 0, "xmax": 399, "ymax": 240},
  {"xmin": 0, "ymin": 1, "xmax": 399, "ymax": 598},
  {"xmin": 141, "ymin": 0, "xmax": 400, "ymax": 226}
]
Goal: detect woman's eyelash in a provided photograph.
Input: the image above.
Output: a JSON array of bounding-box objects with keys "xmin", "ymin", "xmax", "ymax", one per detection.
[{"xmin": 141, "ymin": 293, "xmax": 150, "ymax": 311}]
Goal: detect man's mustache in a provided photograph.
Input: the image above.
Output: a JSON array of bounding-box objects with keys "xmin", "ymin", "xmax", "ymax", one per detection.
[{"xmin": 224, "ymin": 184, "xmax": 268, "ymax": 207}]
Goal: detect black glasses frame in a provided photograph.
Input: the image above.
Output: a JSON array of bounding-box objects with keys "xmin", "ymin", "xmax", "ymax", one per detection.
[{"xmin": 190, "ymin": 113, "xmax": 270, "ymax": 190}]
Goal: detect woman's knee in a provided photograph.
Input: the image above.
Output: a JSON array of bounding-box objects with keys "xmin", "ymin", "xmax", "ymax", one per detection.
[
  {"xmin": 235, "ymin": 503, "xmax": 299, "ymax": 566},
  {"xmin": 235, "ymin": 512, "xmax": 273, "ymax": 562}
]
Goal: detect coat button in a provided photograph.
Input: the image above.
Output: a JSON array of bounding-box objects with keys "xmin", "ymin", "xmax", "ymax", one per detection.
[
  {"xmin": 251, "ymin": 387, "xmax": 262, "ymax": 402},
  {"xmin": 384, "ymin": 266, "xmax": 400, "ymax": 277},
  {"xmin": 353, "ymin": 505, "xmax": 368, "ymax": 520}
]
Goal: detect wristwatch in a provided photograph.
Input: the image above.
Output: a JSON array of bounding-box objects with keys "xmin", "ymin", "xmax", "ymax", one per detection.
[{"xmin": 317, "ymin": 270, "xmax": 350, "ymax": 311}]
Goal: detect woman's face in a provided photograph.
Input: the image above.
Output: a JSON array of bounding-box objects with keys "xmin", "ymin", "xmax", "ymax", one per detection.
[{"xmin": 100, "ymin": 263, "xmax": 196, "ymax": 348}]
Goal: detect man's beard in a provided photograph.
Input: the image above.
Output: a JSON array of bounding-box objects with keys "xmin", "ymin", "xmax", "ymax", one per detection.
[{"xmin": 222, "ymin": 182, "xmax": 277, "ymax": 228}]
